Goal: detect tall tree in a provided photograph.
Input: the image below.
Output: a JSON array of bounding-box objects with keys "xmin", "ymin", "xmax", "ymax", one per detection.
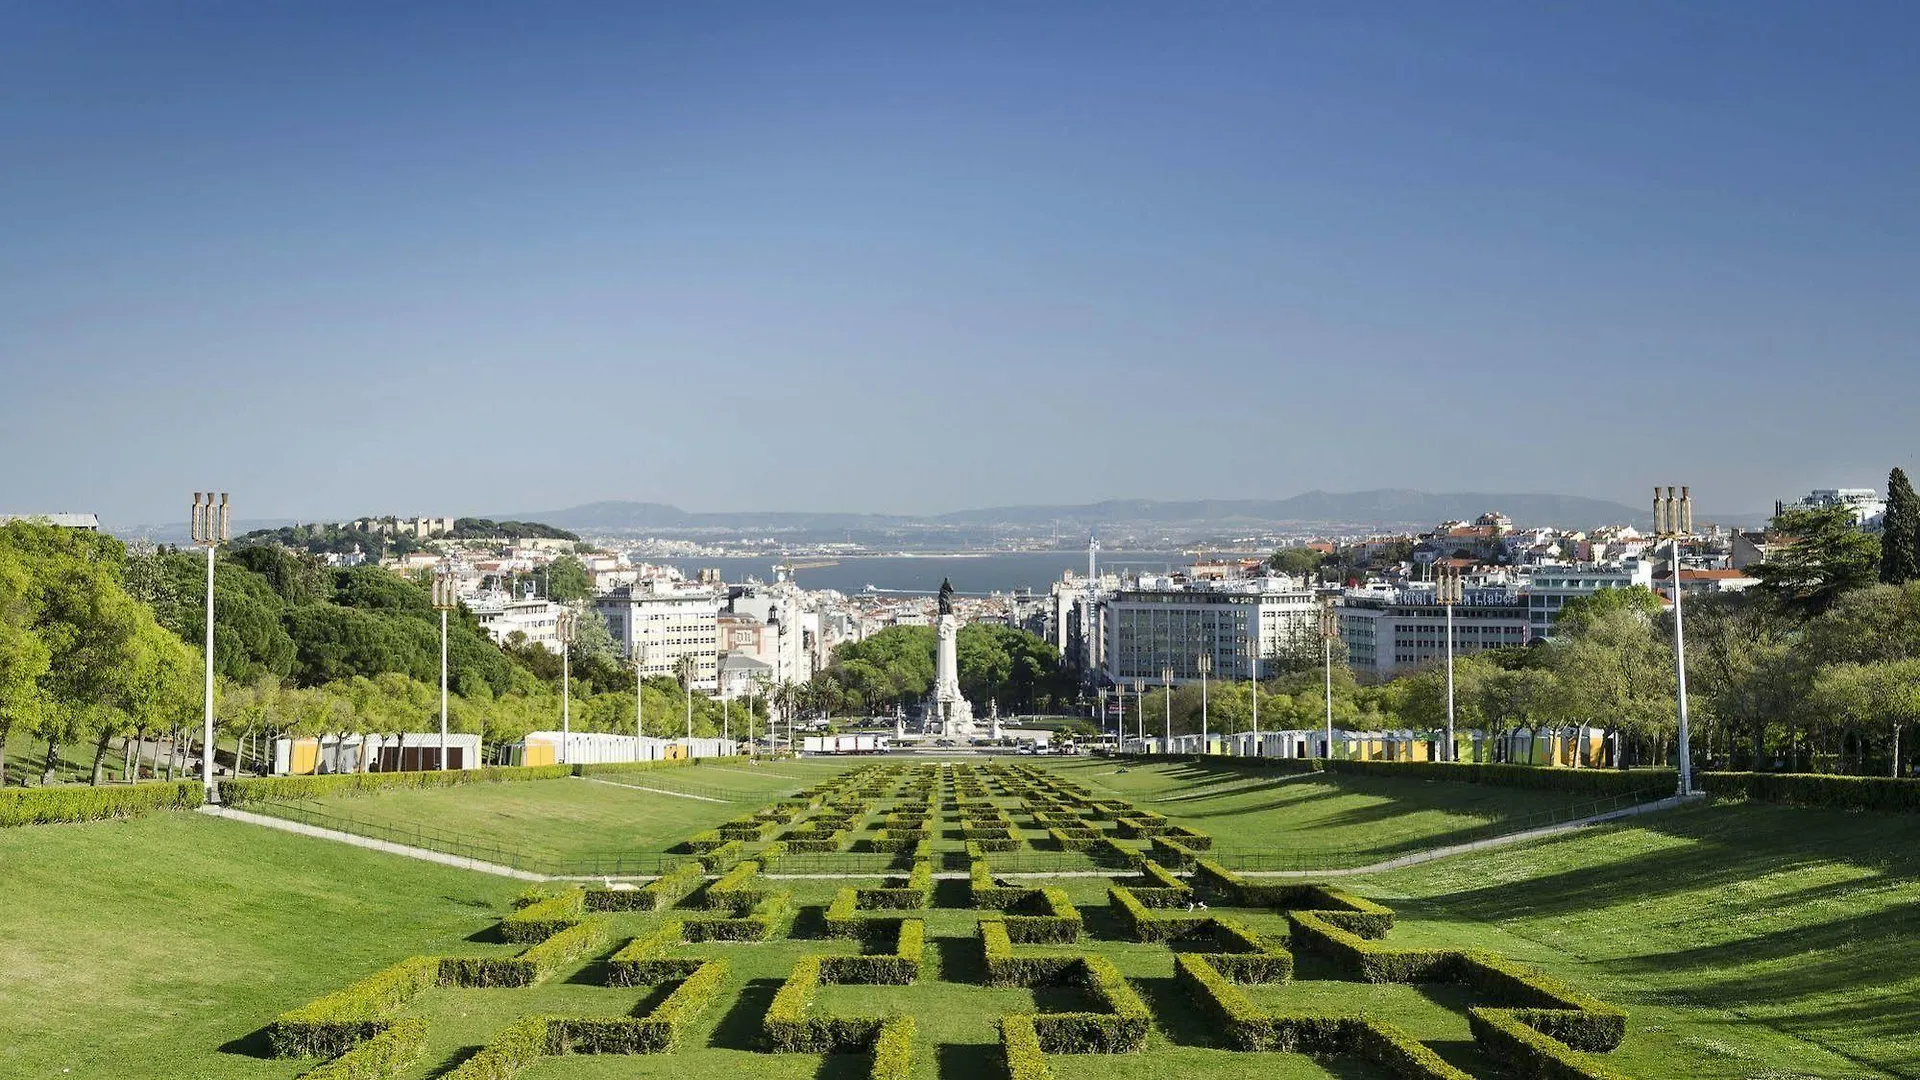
[
  {"xmin": 1880, "ymin": 467, "xmax": 1920, "ymax": 585},
  {"xmin": 1751, "ymin": 504, "xmax": 1881, "ymax": 616},
  {"xmin": 0, "ymin": 548, "xmax": 50, "ymax": 787}
]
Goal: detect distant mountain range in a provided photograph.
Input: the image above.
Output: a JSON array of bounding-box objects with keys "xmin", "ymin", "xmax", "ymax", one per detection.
[{"xmin": 503, "ymin": 490, "xmax": 1660, "ymax": 534}]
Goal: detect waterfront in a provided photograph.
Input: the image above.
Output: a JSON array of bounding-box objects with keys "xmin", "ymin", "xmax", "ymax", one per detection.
[{"xmin": 652, "ymin": 551, "xmax": 1221, "ymax": 595}]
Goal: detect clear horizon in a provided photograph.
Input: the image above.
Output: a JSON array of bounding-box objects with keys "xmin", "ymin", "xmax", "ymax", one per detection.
[{"xmin": 5, "ymin": 4, "xmax": 1917, "ymax": 525}]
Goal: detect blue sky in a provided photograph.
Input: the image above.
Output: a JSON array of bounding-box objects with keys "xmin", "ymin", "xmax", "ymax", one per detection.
[{"xmin": 3, "ymin": 3, "xmax": 1916, "ymax": 527}]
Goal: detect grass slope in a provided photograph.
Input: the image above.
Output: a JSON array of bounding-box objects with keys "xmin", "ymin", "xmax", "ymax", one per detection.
[
  {"xmin": 1353, "ymin": 800, "xmax": 1920, "ymax": 1078},
  {"xmin": 274, "ymin": 773, "xmax": 802, "ymax": 865},
  {"xmin": 0, "ymin": 812, "xmax": 521, "ymax": 1079},
  {"xmin": 1041, "ymin": 758, "xmax": 1599, "ymax": 858}
]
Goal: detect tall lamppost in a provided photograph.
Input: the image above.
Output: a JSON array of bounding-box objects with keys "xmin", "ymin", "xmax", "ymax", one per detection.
[
  {"xmin": 1121, "ymin": 676, "xmax": 1136, "ymax": 745},
  {"xmin": 1436, "ymin": 566, "xmax": 1463, "ymax": 763},
  {"xmin": 633, "ymin": 642, "xmax": 649, "ymax": 761},
  {"xmin": 1246, "ymin": 635, "xmax": 1261, "ymax": 754},
  {"xmin": 1097, "ymin": 687, "xmax": 1109, "ymax": 746},
  {"xmin": 720, "ymin": 652, "xmax": 731, "ymax": 749},
  {"xmin": 1656, "ymin": 485, "xmax": 1696, "ymax": 796},
  {"xmin": 431, "ymin": 562, "xmax": 457, "ymax": 770},
  {"xmin": 1197, "ymin": 653, "xmax": 1211, "ymax": 752},
  {"xmin": 685, "ymin": 664, "xmax": 694, "ymax": 744},
  {"xmin": 1161, "ymin": 666, "xmax": 1173, "ymax": 749},
  {"xmin": 555, "ymin": 609, "xmax": 575, "ymax": 765},
  {"xmin": 1319, "ymin": 596, "xmax": 1338, "ymax": 760},
  {"xmin": 189, "ymin": 492, "xmax": 229, "ymax": 793}
]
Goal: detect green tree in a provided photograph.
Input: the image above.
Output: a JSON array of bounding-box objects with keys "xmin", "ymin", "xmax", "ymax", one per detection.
[
  {"xmin": 545, "ymin": 556, "xmax": 592, "ymax": 603},
  {"xmin": 1752, "ymin": 504, "xmax": 1881, "ymax": 616},
  {"xmin": 0, "ymin": 548, "xmax": 51, "ymax": 786},
  {"xmin": 1880, "ymin": 467, "xmax": 1920, "ymax": 585},
  {"xmin": 1269, "ymin": 548, "xmax": 1327, "ymax": 577}
]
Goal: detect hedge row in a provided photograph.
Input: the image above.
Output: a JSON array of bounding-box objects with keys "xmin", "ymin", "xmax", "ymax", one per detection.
[
  {"xmin": 1469, "ymin": 1007, "xmax": 1630, "ymax": 1080},
  {"xmin": 439, "ymin": 917, "xmax": 611, "ymax": 988},
  {"xmin": 607, "ymin": 921, "xmax": 704, "ymax": 986},
  {"xmin": 999, "ymin": 1015, "xmax": 1054, "ymax": 1080},
  {"xmin": 969, "ymin": 859, "xmax": 1029, "ymax": 910},
  {"xmin": 978, "ymin": 919, "xmax": 1077, "ymax": 988},
  {"xmin": 221, "ymin": 765, "xmax": 573, "ymax": 805},
  {"xmin": 820, "ymin": 919, "xmax": 925, "ymax": 985},
  {"xmin": 1108, "ymin": 884, "xmax": 1212, "ymax": 942},
  {"xmin": 444, "ymin": 1014, "xmax": 548, "ymax": 1079},
  {"xmin": 1324, "ymin": 759, "xmax": 1676, "ymax": 798},
  {"xmin": 1027, "ymin": 955, "xmax": 1151, "ymax": 1053},
  {"xmin": 1147, "ymin": 836, "xmax": 1198, "ymax": 870},
  {"xmin": 871, "ymin": 1015, "xmax": 916, "ymax": 1080},
  {"xmin": 701, "ymin": 860, "xmax": 767, "ymax": 912},
  {"xmin": 295, "ymin": 1017, "xmax": 426, "ymax": 1080},
  {"xmin": 545, "ymin": 959, "xmax": 729, "ymax": 1055},
  {"xmin": 0, "ymin": 781, "xmax": 205, "ymax": 827},
  {"xmin": 994, "ymin": 887, "xmax": 1082, "ymax": 944},
  {"xmin": 697, "ymin": 840, "xmax": 745, "ymax": 872},
  {"xmin": 856, "ymin": 859, "xmax": 933, "ymax": 910},
  {"xmin": 762, "ymin": 956, "xmax": 889, "ymax": 1053},
  {"xmin": 614, "ymin": 862, "xmax": 704, "ymax": 912},
  {"xmin": 1702, "ymin": 771, "xmax": 1920, "ymax": 812},
  {"xmin": 1288, "ymin": 911, "xmax": 1625, "ymax": 1053},
  {"xmin": 570, "ymin": 758, "xmax": 698, "ymax": 778},
  {"xmin": 683, "ymin": 890, "xmax": 792, "ymax": 941},
  {"xmin": 1190, "ymin": 861, "xmax": 1395, "ymax": 936},
  {"xmin": 500, "ymin": 890, "xmax": 584, "ymax": 943},
  {"xmin": 268, "ymin": 955, "xmax": 438, "ymax": 1058}
]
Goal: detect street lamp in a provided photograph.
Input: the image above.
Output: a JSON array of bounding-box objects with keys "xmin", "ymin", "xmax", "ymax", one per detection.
[
  {"xmin": 1319, "ymin": 596, "xmax": 1338, "ymax": 760},
  {"xmin": 1121, "ymin": 676, "xmax": 1136, "ymax": 745},
  {"xmin": 633, "ymin": 642, "xmax": 649, "ymax": 760},
  {"xmin": 720, "ymin": 652, "xmax": 731, "ymax": 749},
  {"xmin": 1436, "ymin": 566, "xmax": 1463, "ymax": 763},
  {"xmin": 431, "ymin": 562, "xmax": 458, "ymax": 771},
  {"xmin": 189, "ymin": 492, "xmax": 229, "ymax": 793},
  {"xmin": 1656, "ymin": 485, "xmax": 1696, "ymax": 796},
  {"xmin": 1097, "ymin": 687, "xmax": 1109, "ymax": 745},
  {"xmin": 1161, "ymin": 666, "xmax": 1173, "ymax": 750},
  {"xmin": 1246, "ymin": 635, "xmax": 1261, "ymax": 754},
  {"xmin": 1197, "ymin": 653, "xmax": 1211, "ymax": 752},
  {"xmin": 555, "ymin": 608, "xmax": 575, "ymax": 765}
]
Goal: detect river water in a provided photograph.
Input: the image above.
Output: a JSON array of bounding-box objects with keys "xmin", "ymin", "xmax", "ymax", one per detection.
[{"xmin": 651, "ymin": 551, "xmax": 1214, "ymax": 596}]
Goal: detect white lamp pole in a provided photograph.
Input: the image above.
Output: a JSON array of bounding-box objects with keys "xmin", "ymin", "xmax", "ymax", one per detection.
[
  {"xmin": 1133, "ymin": 677, "xmax": 1145, "ymax": 748},
  {"xmin": 721, "ymin": 652, "xmax": 731, "ymax": 748},
  {"xmin": 633, "ymin": 643, "xmax": 648, "ymax": 761},
  {"xmin": 1161, "ymin": 666, "xmax": 1173, "ymax": 749},
  {"xmin": 1197, "ymin": 653, "xmax": 1211, "ymax": 752},
  {"xmin": 431, "ymin": 562, "xmax": 457, "ymax": 770},
  {"xmin": 555, "ymin": 609, "xmax": 574, "ymax": 765},
  {"xmin": 1658, "ymin": 485, "xmax": 1696, "ymax": 796},
  {"xmin": 1247, "ymin": 635, "xmax": 1260, "ymax": 752},
  {"xmin": 1437, "ymin": 566, "xmax": 1461, "ymax": 763},
  {"xmin": 1320, "ymin": 596, "xmax": 1337, "ymax": 760},
  {"xmin": 189, "ymin": 492, "xmax": 229, "ymax": 794}
]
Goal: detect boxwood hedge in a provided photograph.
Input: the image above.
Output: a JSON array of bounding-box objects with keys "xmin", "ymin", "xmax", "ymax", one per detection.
[{"xmin": 0, "ymin": 780, "xmax": 205, "ymax": 827}]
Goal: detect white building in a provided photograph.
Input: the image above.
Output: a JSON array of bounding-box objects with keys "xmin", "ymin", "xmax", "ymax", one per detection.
[
  {"xmin": 596, "ymin": 583, "xmax": 722, "ymax": 691},
  {"xmin": 1337, "ymin": 585, "xmax": 1531, "ymax": 678},
  {"xmin": 470, "ymin": 593, "xmax": 565, "ymax": 651},
  {"xmin": 1780, "ymin": 488, "xmax": 1886, "ymax": 528},
  {"xmin": 1099, "ymin": 577, "xmax": 1318, "ymax": 686},
  {"xmin": 1521, "ymin": 562, "xmax": 1652, "ymax": 639}
]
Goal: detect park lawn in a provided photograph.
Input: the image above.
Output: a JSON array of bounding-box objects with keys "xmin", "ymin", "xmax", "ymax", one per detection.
[
  {"xmin": 0, "ymin": 810, "xmax": 522, "ymax": 1080},
  {"xmin": 1039, "ymin": 758, "xmax": 1601, "ymax": 858},
  {"xmin": 271, "ymin": 775, "xmax": 777, "ymax": 866},
  {"xmin": 1351, "ymin": 799, "xmax": 1920, "ymax": 1079}
]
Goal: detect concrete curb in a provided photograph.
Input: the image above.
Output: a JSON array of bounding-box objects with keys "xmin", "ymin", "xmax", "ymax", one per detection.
[{"xmin": 197, "ymin": 806, "xmax": 547, "ymax": 880}]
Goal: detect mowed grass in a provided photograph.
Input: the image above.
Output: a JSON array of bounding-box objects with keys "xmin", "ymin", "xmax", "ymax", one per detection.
[
  {"xmin": 1351, "ymin": 800, "xmax": 1920, "ymax": 1079},
  {"xmin": 1038, "ymin": 758, "xmax": 1606, "ymax": 859},
  {"xmin": 272, "ymin": 767, "xmax": 840, "ymax": 865},
  {"xmin": 0, "ymin": 811, "xmax": 522, "ymax": 1079},
  {"xmin": 8, "ymin": 763, "xmax": 1918, "ymax": 1080}
]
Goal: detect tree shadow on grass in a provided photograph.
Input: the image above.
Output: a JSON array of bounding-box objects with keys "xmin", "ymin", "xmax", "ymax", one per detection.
[
  {"xmin": 708, "ymin": 977, "xmax": 782, "ymax": 1051},
  {"xmin": 935, "ymin": 1041, "xmax": 1006, "ymax": 1080},
  {"xmin": 814, "ymin": 1050, "xmax": 876, "ymax": 1080},
  {"xmin": 933, "ymin": 934, "xmax": 986, "ymax": 984},
  {"xmin": 1131, "ymin": 976, "xmax": 1226, "ymax": 1048},
  {"xmin": 932, "ymin": 878, "xmax": 972, "ymax": 910},
  {"xmin": 789, "ymin": 904, "xmax": 831, "ymax": 939}
]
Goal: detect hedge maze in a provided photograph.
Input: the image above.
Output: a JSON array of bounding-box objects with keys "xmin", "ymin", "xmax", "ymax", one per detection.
[{"xmin": 256, "ymin": 760, "xmax": 1637, "ymax": 1079}]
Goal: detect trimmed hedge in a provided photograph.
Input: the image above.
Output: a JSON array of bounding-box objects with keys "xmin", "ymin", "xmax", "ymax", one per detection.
[
  {"xmin": 871, "ymin": 1015, "xmax": 916, "ymax": 1080},
  {"xmin": 1703, "ymin": 771, "xmax": 1920, "ymax": 812},
  {"xmin": 607, "ymin": 921, "xmax": 703, "ymax": 986},
  {"xmin": 999, "ymin": 1014, "xmax": 1055, "ymax": 1080},
  {"xmin": 1107, "ymin": 884, "xmax": 1212, "ymax": 942},
  {"xmin": 543, "ymin": 959, "xmax": 729, "ymax": 1055},
  {"xmin": 763, "ymin": 956, "xmax": 887, "ymax": 1052},
  {"xmin": 0, "ymin": 780, "xmax": 205, "ymax": 827},
  {"xmin": 439, "ymin": 917, "xmax": 611, "ymax": 988},
  {"xmin": 697, "ymin": 839, "xmax": 745, "ymax": 872},
  {"xmin": 268, "ymin": 955, "xmax": 439, "ymax": 1058},
  {"xmin": 296, "ymin": 1017, "xmax": 426, "ymax": 1080},
  {"xmin": 1324, "ymin": 759, "xmax": 1676, "ymax": 798},
  {"xmin": 1027, "ymin": 955, "xmax": 1151, "ymax": 1053},
  {"xmin": 444, "ymin": 1015, "xmax": 548, "ymax": 1079},
  {"xmin": 499, "ymin": 890, "xmax": 584, "ymax": 943},
  {"xmin": 1469, "ymin": 1007, "xmax": 1629, "ymax": 1080},
  {"xmin": 997, "ymin": 887, "xmax": 1082, "ymax": 944},
  {"xmin": 702, "ymin": 860, "xmax": 767, "ymax": 912},
  {"xmin": 221, "ymin": 765, "xmax": 572, "ymax": 805},
  {"xmin": 683, "ymin": 890, "xmax": 792, "ymax": 941},
  {"xmin": 625, "ymin": 862, "xmax": 704, "ymax": 912},
  {"xmin": 820, "ymin": 918, "xmax": 924, "ymax": 984},
  {"xmin": 978, "ymin": 919, "xmax": 1077, "ymax": 988},
  {"xmin": 969, "ymin": 859, "xmax": 1029, "ymax": 910}
]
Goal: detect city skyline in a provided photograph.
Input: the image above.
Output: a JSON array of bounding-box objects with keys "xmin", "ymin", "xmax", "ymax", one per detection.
[{"xmin": 6, "ymin": 4, "xmax": 1919, "ymax": 525}]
